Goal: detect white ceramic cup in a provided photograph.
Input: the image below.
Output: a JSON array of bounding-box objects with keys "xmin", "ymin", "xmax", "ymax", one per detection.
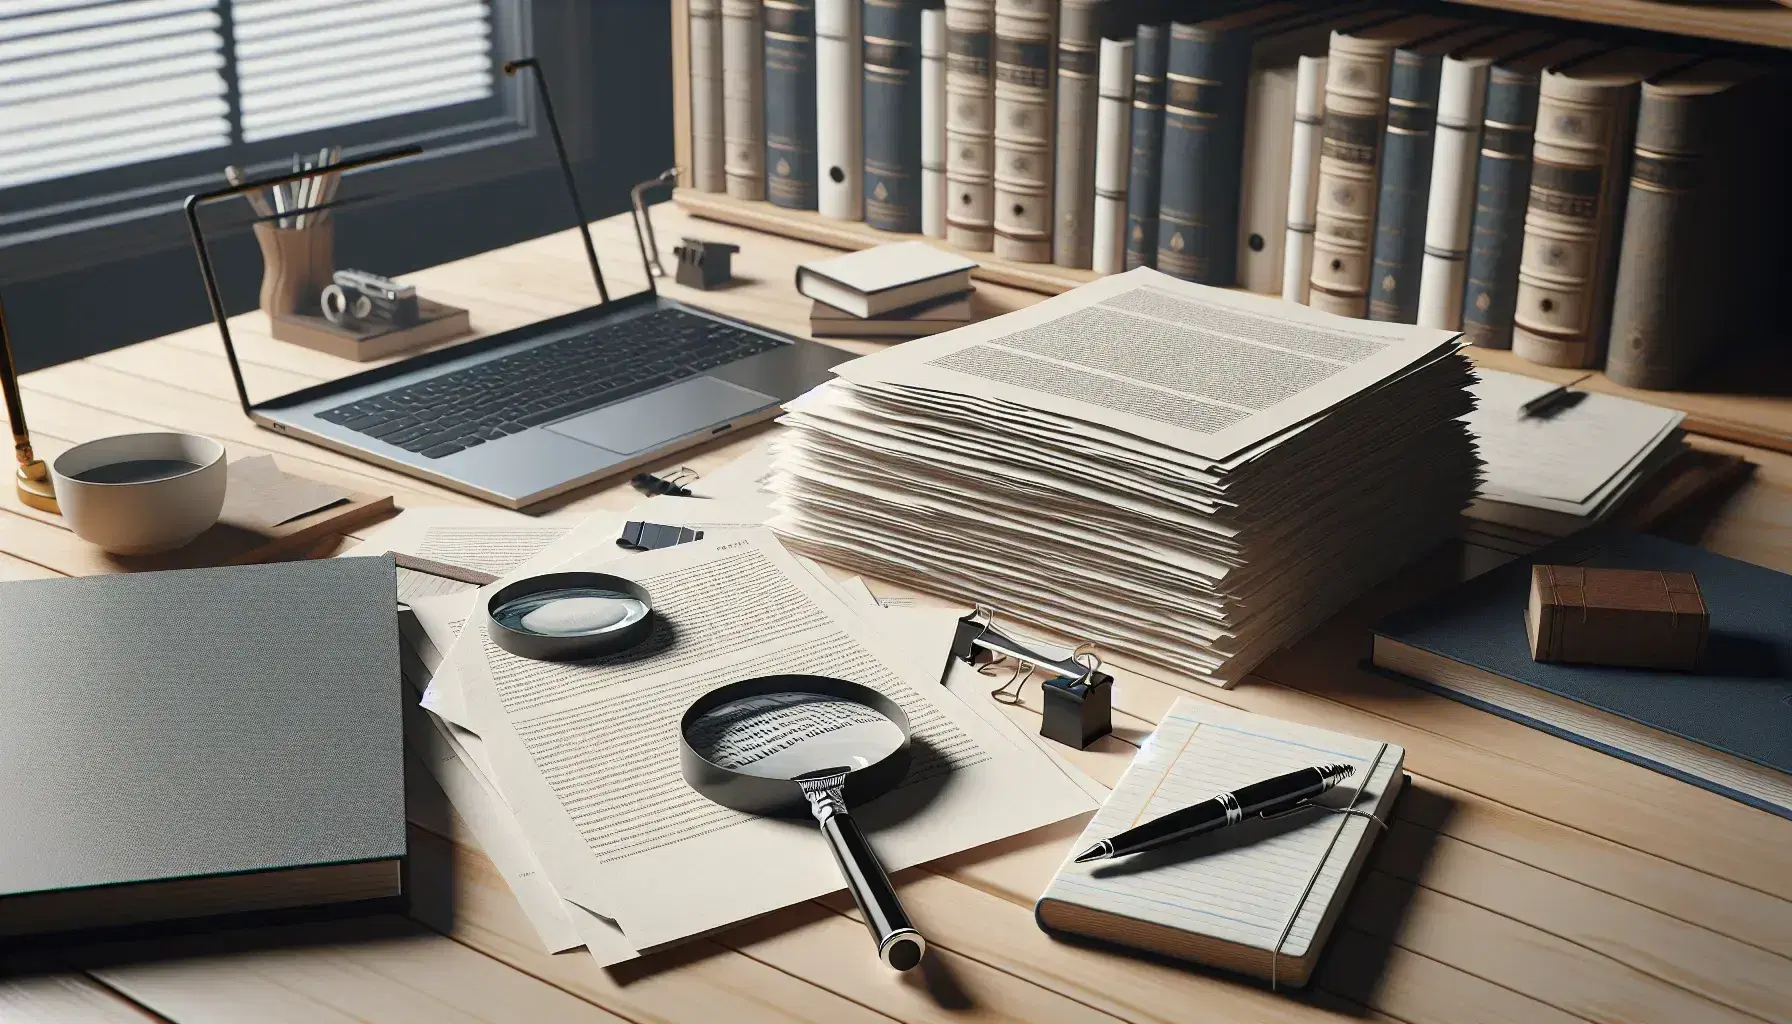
[{"xmin": 51, "ymin": 433, "xmax": 228, "ymax": 555}]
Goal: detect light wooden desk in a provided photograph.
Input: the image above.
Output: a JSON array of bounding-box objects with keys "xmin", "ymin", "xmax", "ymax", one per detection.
[{"xmin": 4, "ymin": 206, "xmax": 1790, "ymax": 1024}]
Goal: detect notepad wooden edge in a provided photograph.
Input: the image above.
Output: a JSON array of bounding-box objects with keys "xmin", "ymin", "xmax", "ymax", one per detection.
[{"xmin": 1035, "ymin": 769, "xmax": 1408, "ymax": 988}]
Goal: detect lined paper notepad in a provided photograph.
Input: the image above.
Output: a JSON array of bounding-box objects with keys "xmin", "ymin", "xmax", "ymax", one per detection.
[{"xmin": 1036, "ymin": 699, "xmax": 1404, "ymax": 986}]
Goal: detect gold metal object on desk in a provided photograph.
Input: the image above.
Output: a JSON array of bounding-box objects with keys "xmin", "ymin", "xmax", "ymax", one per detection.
[{"xmin": 0, "ymin": 289, "xmax": 56, "ymax": 514}]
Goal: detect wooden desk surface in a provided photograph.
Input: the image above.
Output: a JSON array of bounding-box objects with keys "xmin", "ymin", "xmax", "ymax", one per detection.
[{"xmin": 5, "ymin": 206, "xmax": 1790, "ymax": 1024}]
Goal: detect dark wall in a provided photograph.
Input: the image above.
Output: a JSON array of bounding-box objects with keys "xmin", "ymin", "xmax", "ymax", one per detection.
[{"xmin": 2, "ymin": 1, "xmax": 673, "ymax": 374}]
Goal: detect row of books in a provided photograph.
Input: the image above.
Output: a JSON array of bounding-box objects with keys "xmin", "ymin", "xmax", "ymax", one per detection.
[{"xmin": 685, "ymin": 1, "xmax": 1786, "ymax": 388}]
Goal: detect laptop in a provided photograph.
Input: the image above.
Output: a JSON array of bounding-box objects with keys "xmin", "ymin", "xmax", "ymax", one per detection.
[{"xmin": 188, "ymin": 153, "xmax": 849, "ymax": 510}]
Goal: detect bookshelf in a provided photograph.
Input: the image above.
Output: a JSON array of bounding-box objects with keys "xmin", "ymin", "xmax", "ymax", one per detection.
[{"xmin": 662, "ymin": 0, "xmax": 1792, "ymax": 451}]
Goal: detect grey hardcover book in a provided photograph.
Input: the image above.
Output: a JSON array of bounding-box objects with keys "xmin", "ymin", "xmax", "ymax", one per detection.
[{"xmin": 0, "ymin": 557, "xmax": 404, "ymax": 938}]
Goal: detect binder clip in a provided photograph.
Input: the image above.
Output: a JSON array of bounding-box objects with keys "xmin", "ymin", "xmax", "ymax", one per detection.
[
  {"xmin": 951, "ymin": 606, "xmax": 1113, "ymax": 750},
  {"xmin": 673, "ymin": 238, "xmax": 739, "ymax": 291},
  {"xmin": 616, "ymin": 521, "xmax": 705, "ymax": 551}
]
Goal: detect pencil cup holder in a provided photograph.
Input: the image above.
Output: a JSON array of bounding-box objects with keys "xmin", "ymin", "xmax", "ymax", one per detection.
[{"xmin": 252, "ymin": 220, "xmax": 335, "ymax": 316}]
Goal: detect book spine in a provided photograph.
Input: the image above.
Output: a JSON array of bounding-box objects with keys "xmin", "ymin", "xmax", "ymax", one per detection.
[
  {"xmin": 922, "ymin": 9, "xmax": 948, "ymax": 237},
  {"xmin": 1236, "ymin": 66, "xmax": 1294, "ymax": 295},
  {"xmin": 864, "ymin": 0, "xmax": 924, "ymax": 233},
  {"xmin": 723, "ymin": 0, "xmax": 767, "ymax": 200},
  {"xmin": 1415, "ymin": 55, "xmax": 1490, "ymax": 329},
  {"xmin": 993, "ymin": 0, "xmax": 1057, "ymax": 263},
  {"xmin": 1092, "ymin": 36, "xmax": 1135, "ymax": 275},
  {"xmin": 691, "ymin": 0, "xmax": 727, "ymax": 192},
  {"xmin": 1123, "ymin": 23, "xmax": 1168, "ymax": 269},
  {"xmin": 764, "ymin": 0, "xmax": 819, "ymax": 210},
  {"xmin": 1282, "ymin": 54, "xmax": 1326, "ymax": 303},
  {"xmin": 1052, "ymin": 0, "xmax": 1103, "ymax": 268},
  {"xmin": 815, "ymin": 0, "xmax": 862, "ymax": 218},
  {"xmin": 945, "ymin": 0, "xmax": 997, "ymax": 251},
  {"xmin": 1460, "ymin": 65, "xmax": 1540, "ymax": 349},
  {"xmin": 1367, "ymin": 46, "xmax": 1443, "ymax": 322},
  {"xmin": 1605, "ymin": 83, "xmax": 1714, "ymax": 389},
  {"xmin": 1512, "ymin": 72, "xmax": 1641, "ymax": 368},
  {"xmin": 1310, "ymin": 31, "xmax": 1395, "ymax": 317},
  {"xmin": 1155, "ymin": 21, "xmax": 1250, "ymax": 284}
]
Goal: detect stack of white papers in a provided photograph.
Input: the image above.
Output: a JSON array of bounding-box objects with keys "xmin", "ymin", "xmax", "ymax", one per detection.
[
  {"xmin": 767, "ymin": 267, "xmax": 1482, "ymax": 687},
  {"xmin": 1465, "ymin": 369, "xmax": 1686, "ymax": 538},
  {"xmin": 352, "ymin": 484, "xmax": 1104, "ymax": 967}
]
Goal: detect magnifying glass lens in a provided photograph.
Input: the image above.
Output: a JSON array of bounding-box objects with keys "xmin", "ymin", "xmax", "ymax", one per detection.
[
  {"xmin": 687, "ymin": 693, "xmax": 906, "ymax": 780},
  {"xmin": 491, "ymin": 586, "xmax": 649, "ymax": 637}
]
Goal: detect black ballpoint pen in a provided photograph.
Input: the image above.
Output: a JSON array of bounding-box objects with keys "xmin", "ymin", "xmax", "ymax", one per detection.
[{"xmin": 1075, "ymin": 763, "xmax": 1356, "ymax": 863}]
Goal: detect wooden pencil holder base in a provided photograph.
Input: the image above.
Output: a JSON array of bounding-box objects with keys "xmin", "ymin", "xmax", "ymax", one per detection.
[{"xmin": 253, "ymin": 220, "xmax": 335, "ymax": 317}]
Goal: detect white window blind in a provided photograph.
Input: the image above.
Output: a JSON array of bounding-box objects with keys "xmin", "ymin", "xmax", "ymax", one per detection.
[
  {"xmin": 0, "ymin": 0, "xmax": 231, "ymax": 189},
  {"xmin": 233, "ymin": 0, "xmax": 494, "ymax": 143},
  {"xmin": 0, "ymin": 0, "xmax": 495, "ymax": 190}
]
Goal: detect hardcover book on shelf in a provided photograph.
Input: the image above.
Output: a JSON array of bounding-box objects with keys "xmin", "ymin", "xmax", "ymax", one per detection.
[
  {"xmin": 794, "ymin": 240, "xmax": 978, "ymax": 317},
  {"xmin": 1373, "ymin": 530, "xmax": 1792, "ymax": 820},
  {"xmin": 764, "ymin": 0, "xmax": 820, "ymax": 210},
  {"xmin": 1511, "ymin": 48, "xmax": 1692, "ymax": 369},
  {"xmin": 864, "ymin": 0, "xmax": 925, "ymax": 233},
  {"xmin": 1281, "ymin": 52, "xmax": 1326, "ymax": 302},
  {"xmin": 1052, "ymin": 0, "xmax": 1106, "ymax": 269},
  {"xmin": 1153, "ymin": 2, "xmax": 1301, "ymax": 284},
  {"xmin": 1459, "ymin": 39, "xmax": 1604, "ymax": 349},
  {"xmin": 723, "ymin": 0, "xmax": 767, "ymax": 199},
  {"xmin": 945, "ymin": 0, "xmax": 998, "ymax": 251},
  {"xmin": 1092, "ymin": 35, "xmax": 1135, "ymax": 275},
  {"xmin": 1414, "ymin": 30, "xmax": 1551, "ymax": 330},
  {"xmin": 923, "ymin": 8, "xmax": 949, "ymax": 237},
  {"xmin": 1606, "ymin": 61, "xmax": 1787, "ymax": 390},
  {"xmin": 993, "ymin": 0, "xmax": 1058, "ymax": 263},
  {"xmin": 1124, "ymin": 20, "xmax": 1170, "ymax": 269},
  {"xmin": 1308, "ymin": 15, "xmax": 1461, "ymax": 317},
  {"xmin": 815, "ymin": 0, "xmax": 862, "ymax": 218},
  {"xmin": 1235, "ymin": 6, "xmax": 1388, "ymax": 296},
  {"xmin": 0, "ymin": 559, "xmax": 404, "ymax": 939},
  {"xmin": 691, "ymin": 0, "xmax": 727, "ymax": 192},
  {"xmin": 1366, "ymin": 24, "xmax": 1506, "ymax": 324}
]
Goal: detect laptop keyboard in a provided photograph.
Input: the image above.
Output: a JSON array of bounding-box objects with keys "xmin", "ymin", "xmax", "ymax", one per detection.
[{"xmin": 315, "ymin": 308, "xmax": 785, "ymax": 458}]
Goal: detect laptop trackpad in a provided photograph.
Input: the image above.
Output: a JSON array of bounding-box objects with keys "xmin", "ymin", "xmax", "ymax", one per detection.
[{"xmin": 545, "ymin": 376, "xmax": 776, "ymax": 455}]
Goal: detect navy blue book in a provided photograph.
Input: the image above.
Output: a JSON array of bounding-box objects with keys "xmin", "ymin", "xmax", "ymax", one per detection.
[
  {"xmin": 1374, "ymin": 530, "xmax": 1792, "ymax": 819},
  {"xmin": 1154, "ymin": 4, "xmax": 1297, "ymax": 283},
  {"xmin": 1365, "ymin": 42, "xmax": 1446, "ymax": 321},
  {"xmin": 1123, "ymin": 22, "xmax": 1169, "ymax": 270},
  {"xmin": 1460, "ymin": 40, "xmax": 1598, "ymax": 347},
  {"xmin": 764, "ymin": 0, "xmax": 819, "ymax": 210},
  {"xmin": 863, "ymin": 0, "xmax": 923, "ymax": 232}
]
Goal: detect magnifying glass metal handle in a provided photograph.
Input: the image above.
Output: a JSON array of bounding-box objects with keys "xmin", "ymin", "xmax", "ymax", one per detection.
[{"xmin": 817, "ymin": 809, "xmax": 926, "ymax": 971}]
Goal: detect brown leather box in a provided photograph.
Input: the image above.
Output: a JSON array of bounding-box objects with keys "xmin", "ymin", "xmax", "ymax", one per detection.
[{"xmin": 1526, "ymin": 565, "xmax": 1708, "ymax": 670}]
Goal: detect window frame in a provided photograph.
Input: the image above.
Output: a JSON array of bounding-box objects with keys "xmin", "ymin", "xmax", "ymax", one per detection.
[{"xmin": 0, "ymin": 0, "xmax": 597, "ymax": 286}]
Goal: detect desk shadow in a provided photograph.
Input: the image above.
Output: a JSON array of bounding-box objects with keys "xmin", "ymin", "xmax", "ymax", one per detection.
[
  {"xmin": 1701, "ymin": 630, "xmax": 1787, "ymax": 678},
  {"xmin": 904, "ymin": 946, "xmax": 976, "ymax": 1009}
]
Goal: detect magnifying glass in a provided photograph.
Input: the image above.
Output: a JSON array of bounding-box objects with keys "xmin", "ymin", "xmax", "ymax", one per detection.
[
  {"xmin": 679, "ymin": 674, "xmax": 926, "ymax": 971},
  {"xmin": 485, "ymin": 571, "xmax": 655, "ymax": 661}
]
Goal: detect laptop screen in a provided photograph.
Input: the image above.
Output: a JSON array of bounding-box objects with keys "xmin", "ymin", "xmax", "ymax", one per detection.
[{"xmin": 188, "ymin": 117, "xmax": 644, "ymax": 412}]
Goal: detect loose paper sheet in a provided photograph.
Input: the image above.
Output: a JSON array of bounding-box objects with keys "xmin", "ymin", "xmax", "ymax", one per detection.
[
  {"xmin": 344, "ymin": 507, "xmax": 575, "ymax": 601},
  {"xmin": 449, "ymin": 530, "xmax": 1100, "ymax": 949},
  {"xmin": 1468, "ymin": 369, "xmax": 1685, "ymax": 509},
  {"xmin": 835, "ymin": 266, "xmax": 1461, "ymax": 461}
]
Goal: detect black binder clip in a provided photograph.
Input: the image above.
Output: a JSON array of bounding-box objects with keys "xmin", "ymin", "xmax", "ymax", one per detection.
[
  {"xmin": 616, "ymin": 521, "xmax": 705, "ymax": 551},
  {"xmin": 673, "ymin": 238, "xmax": 739, "ymax": 291},
  {"xmin": 950, "ymin": 606, "xmax": 1113, "ymax": 750}
]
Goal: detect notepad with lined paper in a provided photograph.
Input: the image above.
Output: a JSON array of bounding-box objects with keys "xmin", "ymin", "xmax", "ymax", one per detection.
[{"xmin": 1036, "ymin": 698, "xmax": 1405, "ymax": 987}]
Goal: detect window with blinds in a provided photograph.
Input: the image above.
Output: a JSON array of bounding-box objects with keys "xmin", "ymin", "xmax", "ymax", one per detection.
[{"xmin": 0, "ymin": 0, "xmax": 496, "ymax": 191}]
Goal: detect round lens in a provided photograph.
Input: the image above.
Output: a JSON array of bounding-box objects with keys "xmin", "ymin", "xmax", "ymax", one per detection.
[
  {"xmin": 686, "ymin": 691, "xmax": 907, "ymax": 781},
  {"xmin": 490, "ymin": 586, "xmax": 650, "ymax": 638}
]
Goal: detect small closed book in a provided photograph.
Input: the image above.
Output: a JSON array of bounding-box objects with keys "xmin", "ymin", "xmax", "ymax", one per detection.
[
  {"xmin": 810, "ymin": 292, "xmax": 971, "ymax": 337},
  {"xmin": 795, "ymin": 241, "xmax": 976, "ymax": 317},
  {"xmin": 0, "ymin": 557, "xmax": 405, "ymax": 939},
  {"xmin": 1374, "ymin": 530, "xmax": 1792, "ymax": 819},
  {"xmin": 1037, "ymin": 698, "xmax": 1405, "ymax": 987}
]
